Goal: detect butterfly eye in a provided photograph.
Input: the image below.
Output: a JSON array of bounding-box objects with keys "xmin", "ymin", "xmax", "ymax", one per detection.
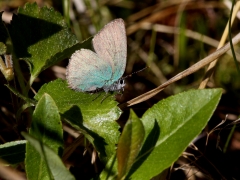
[{"xmin": 120, "ymin": 79, "xmax": 125, "ymax": 85}]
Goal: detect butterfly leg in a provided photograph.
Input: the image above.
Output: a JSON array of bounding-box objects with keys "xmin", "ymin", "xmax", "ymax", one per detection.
[{"xmin": 100, "ymin": 93, "xmax": 112, "ymax": 103}]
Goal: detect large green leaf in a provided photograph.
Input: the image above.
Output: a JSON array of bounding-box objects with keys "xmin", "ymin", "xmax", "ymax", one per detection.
[
  {"xmin": 25, "ymin": 93, "xmax": 63, "ymax": 180},
  {"xmin": 128, "ymin": 89, "xmax": 222, "ymax": 179},
  {"xmin": 0, "ymin": 140, "xmax": 26, "ymax": 164},
  {"xmin": 34, "ymin": 79, "xmax": 121, "ymax": 163},
  {"xmin": 7, "ymin": 3, "xmax": 86, "ymax": 82},
  {"xmin": 23, "ymin": 132, "xmax": 75, "ymax": 180}
]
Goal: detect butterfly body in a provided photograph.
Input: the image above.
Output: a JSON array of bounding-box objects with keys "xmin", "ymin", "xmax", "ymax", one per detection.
[{"xmin": 66, "ymin": 19, "xmax": 127, "ymax": 92}]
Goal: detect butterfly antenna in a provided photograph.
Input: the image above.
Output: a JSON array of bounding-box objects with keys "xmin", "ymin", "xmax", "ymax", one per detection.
[{"xmin": 122, "ymin": 66, "xmax": 148, "ymax": 80}]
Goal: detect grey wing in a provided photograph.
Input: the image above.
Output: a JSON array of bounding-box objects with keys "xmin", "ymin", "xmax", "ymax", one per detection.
[
  {"xmin": 66, "ymin": 49, "xmax": 112, "ymax": 91},
  {"xmin": 92, "ymin": 19, "xmax": 127, "ymax": 82}
]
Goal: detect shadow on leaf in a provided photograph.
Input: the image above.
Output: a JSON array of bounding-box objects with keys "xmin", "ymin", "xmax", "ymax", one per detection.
[
  {"xmin": 8, "ymin": 14, "xmax": 63, "ymax": 59},
  {"xmin": 31, "ymin": 120, "xmax": 64, "ymax": 156},
  {"xmin": 63, "ymin": 105, "xmax": 108, "ymax": 159}
]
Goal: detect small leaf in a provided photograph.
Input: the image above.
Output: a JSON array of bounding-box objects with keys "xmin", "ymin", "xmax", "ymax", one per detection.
[
  {"xmin": 7, "ymin": 3, "xmax": 83, "ymax": 81},
  {"xmin": 25, "ymin": 93, "xmax": 63, "ymax": 180},
  {"xmin": 22, "ymin": 132, "xmax": 75, "ymax": 180},
  {"xmin": 34, "ymin": 79, "xmax": 121, "ymax": 163},
  {"xmin": 128, "ymin": 89, "xmax": 222, "ymax": 179},
  {"xmin": 0, "ymin": 140, "xmax": 26, "ymax": 164},
  {"xmin": 117, "ymin": 110, "xmax": 144, "ymax": 179}
]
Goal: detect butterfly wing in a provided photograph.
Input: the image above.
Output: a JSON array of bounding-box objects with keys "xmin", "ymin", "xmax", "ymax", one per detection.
[
  {"xmin": 92, "ymin": 19, "xmax": 127, "ymax": 85},
  {"xmin": 66, "ymin": 49, "xmax": 112, "ymax": 91}
]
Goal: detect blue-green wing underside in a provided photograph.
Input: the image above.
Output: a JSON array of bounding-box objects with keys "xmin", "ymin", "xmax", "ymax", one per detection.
[{"xmin": 66, "ymin": 49, "xmax": 112, "ymax": 91}]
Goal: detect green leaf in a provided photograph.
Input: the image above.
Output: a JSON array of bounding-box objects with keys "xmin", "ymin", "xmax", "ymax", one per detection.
[
  {"xmin": 0, "ymin": 140, "xmax": 26, "ymax": 164},
  {"xmin": 25, "ymin": 93, "xmax": 63, "ymax": 180},
  {"xmin": 128, "ymin": 89, "xmax": 222, "ymax": 179},
  {"xmin": 34, "ymin": 79, "xmax": 121, "ymax": 163},
  {"xmin": 117, "ymin": 110, "xmax": 144, "ymax": 180},
  {"xmin": 7, "ymin": 3, "xmax": 83, "ymax": 82},
  {"xmin": 22, "ymin": 132, "xmax": 75, "ymax": 180}
]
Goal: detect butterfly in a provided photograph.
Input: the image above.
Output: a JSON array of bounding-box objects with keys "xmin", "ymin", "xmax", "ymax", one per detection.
[{"xmin": 66, "ymin": 18, "xmax": 127, "ymax": 93}]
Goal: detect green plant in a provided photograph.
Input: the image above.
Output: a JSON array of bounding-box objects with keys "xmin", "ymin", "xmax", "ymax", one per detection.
[{"xmin": 0, "ymin": 2, "xmax": 224, "ymax": 180}]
